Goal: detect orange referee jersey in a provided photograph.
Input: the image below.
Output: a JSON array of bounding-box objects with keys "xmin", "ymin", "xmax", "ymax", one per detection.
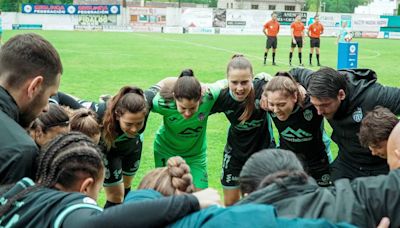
[
  {"xmin": 291, "ymin": 21, "xmax": 305, "ymax": 37},
  {"xmin": 308, "ymin": 22, "xmax": 324, "ymax": 38},
  {"xmin": 263, "ymin": 20, "xmax": 280, "ymax": 37}
]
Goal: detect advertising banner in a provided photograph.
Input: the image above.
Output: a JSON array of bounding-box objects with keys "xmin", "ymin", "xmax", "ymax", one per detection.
[
  {"xmin": 213, "ymin": 9, "xmax": 226, "ymax": 28},
  {"xmin": 180, "ymin": 8, "xmax": 213, "ymax": 28},
  {"xmin": 22, "ymin": 4, "xmax": 120, "ymax": 15},
  {"xmin": 78, "ymin": 15, "xmax": 117, "ymax": 26},
  {"xmin": 226, "ymin": 9, "xmax": 271, "ymax": 29},
  {"xmin": 275, "ymin": 11, "xmax": 307, "ymax": 25}
]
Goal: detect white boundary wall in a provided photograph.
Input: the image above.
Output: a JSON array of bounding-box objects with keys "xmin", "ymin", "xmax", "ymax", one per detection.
[{"xmin": 1, "ymin": 9, "xmax": 396, "ymax": 39}]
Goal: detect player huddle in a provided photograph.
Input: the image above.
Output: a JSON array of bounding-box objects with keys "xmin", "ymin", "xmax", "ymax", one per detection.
[{"xmin": 1, "ymin": 33, "xmax": 400, "ymax": 228}]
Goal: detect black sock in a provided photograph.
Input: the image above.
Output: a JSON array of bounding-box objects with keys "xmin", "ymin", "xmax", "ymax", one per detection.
[
  {"xmin": 264, "ymin": 52, "xmax": 268, "ymax": 64},
  {"xmin": 104, "ymin": 200, "xmax": 120, "ymax": 209},
  {"xmin": 299, "ymin": 52, "xmax": 302, "ymax": 64},
  {"xmin": 316, "ymin": 54, "xmax": 320, "ymax": 65},
  {"xmin": 272, "ymin": 52, "xmax": 276, "ymax": 63},
  {"xmin": 289, "ymin": 52, "xmax": 293, "ymax": 63},
  {"xmin": 309, "ymin": 53, "xmax": 312, "ymax": 64},
  {"xmin": 124, "ymin": 187, "xmax": 131, "ymax": 198}
]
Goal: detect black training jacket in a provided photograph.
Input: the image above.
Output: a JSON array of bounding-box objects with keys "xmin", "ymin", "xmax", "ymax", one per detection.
[
  {"xmin": 289, "ymin": 68, "xmax": 400, "ymax": 171},
  {"xmin": 0, "ymin": 86, "xmax": 38, "ymax": 184},
  {"xmin": 237, "ymin": 169, "xmax": 400, "ymax": 228}
]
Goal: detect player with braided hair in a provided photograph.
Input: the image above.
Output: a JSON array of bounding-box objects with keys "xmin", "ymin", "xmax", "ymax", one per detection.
[
  {"xmin": 0, "ymin": 132, "xmax": 221, "ymax": 227},
  {"xmin": 137, "ymin": 156, "xmax": 195, "ymax": 196},
  {"xmin": 28, "ymin": 103, "xmax": 70, "ymax": 148}
]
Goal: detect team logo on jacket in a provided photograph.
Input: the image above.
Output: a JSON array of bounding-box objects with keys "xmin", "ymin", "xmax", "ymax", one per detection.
[
  {"xmin": 352, "ymin": 107, "xmax": 363, "ymax": 122},
  {"xmin": 303, "ymin": 109, "xmax": 313, "ymax": 121}
]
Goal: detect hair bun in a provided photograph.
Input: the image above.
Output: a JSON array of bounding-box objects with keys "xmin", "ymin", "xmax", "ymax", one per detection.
[
  {"xmin": 231, "ymin": 54, "xmax": 244, "ymax": 59},
  {"xmin": 167, "ymin": 156, "xmax": 194, "ymax": 193},
  {"xmin": 179, "ymin": 69, "xmax": 194, "ymax": 77}
]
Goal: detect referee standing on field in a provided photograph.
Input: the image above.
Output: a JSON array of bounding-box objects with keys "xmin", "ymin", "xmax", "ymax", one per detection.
[
  {"xmin": 263, "ymin": 12, "xmax": 280, "ymax": 66},
  {"xmin": 308, "ymin": 15, "xmax": 324, "ymax": 66}
]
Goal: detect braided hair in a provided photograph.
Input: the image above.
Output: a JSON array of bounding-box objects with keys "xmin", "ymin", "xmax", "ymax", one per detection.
[
  {"xmin": 138, "ymin": 156, "xmax": 194, "ymax": 196},
  {"xmin": 0, "ymin": 132, "xmax": 103, "ymax": 216}
]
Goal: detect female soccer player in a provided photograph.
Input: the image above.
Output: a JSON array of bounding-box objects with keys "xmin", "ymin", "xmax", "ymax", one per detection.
[
  {"xmin": 151, "ymin": 69, "xmax": 221, "ymax": 190},
  {"xmin": 0, "ymin": 132, "xmax": 221, "ymax": 227},
  {"xmin": 210, "ymin": 55, "xmax": 275, "ymax": 205},
  {"xmin": 262, "ymin": 72, "xmax": 331, "ymax": 186}
]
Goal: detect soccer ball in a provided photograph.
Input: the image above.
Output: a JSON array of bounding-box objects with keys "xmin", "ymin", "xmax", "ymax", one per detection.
[{"xmin": 344, "ymin": 33, "xmax": 353, "ymax": 42}]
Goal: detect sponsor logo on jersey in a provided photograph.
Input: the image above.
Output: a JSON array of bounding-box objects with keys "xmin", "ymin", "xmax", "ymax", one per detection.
[
  {"xmin": 352, "ymin": 107, "xmax": 363, "ymax": 122},
  {"xmin": 281, "ymin": 127, "xmax": 312, "ymax": 142},
  {"xmin": 303, "ymin": 109, "xmax": 313, "ymax": 121},
  {"xmin": 255, "ymin": 98, "xmax": 261, "ymax": 110},
  {"xmin": 235, "ymin": 119, "xmax": 264, "ymax": 130},
  {"xmin": 225, "ymin": 174, "xmax": 239, "ymax": 183},
  {"xmin": 198, "ymin": 112, "xmax": 205, "ymax": 121},
  {"xmin": 179, "ymin": 126, "xmax": 203, "ymax": 137},
  {"xmin": 168, "ymin": 116, "xmax": 178, "ymax": 122}
]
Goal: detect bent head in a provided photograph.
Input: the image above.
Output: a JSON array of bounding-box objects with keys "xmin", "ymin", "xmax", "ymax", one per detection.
[
  {"xmin": 173, "ymin": 69, "xmax": 202, "ymax": 119},
  {"xmin": 359, "ymin": 106, "xmax": 398, "ymax": 159},
  {"xmin": 263, "ymin": 72, "xmax": 300, "ymax": 121},
  {"xmin": 103, "ymin": 86, "xmax": 147, "ymax": 148},
  {"xmin": 308, "ymin": 67, "xmax": 347, "ymax": 119},
  {"xmin": 0, "ymin": 33, "xmax": 63, "ymax": 127},
  {"xmin": 37, "ymin": 132, "xmax": 104, "ymax": 200},
  {"xmin": 240, "ymin": 149, "xmax": 306, "ymax": 195},
  {"xmin": 70, "ymin": 109, "xmax": 101, "ymax": 144},
  {"xmin": 28, "ymin": 103, "xmax": 70, "ymax": 147}
]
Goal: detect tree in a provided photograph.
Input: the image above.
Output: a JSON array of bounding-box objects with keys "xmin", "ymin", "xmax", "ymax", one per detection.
[{"xmin": 305, "ymin": 0, "xmax": 368, "ymax": 13}]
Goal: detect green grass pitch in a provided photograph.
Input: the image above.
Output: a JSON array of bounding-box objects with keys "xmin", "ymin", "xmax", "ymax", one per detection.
[{"xmin": 4, "ymin": 30, "xmax": 400, "ymax": 205}]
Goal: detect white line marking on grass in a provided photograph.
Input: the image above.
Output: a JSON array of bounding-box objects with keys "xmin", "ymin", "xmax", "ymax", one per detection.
[{"xmin": 359, "ymin": 48, "xmax": 381, "ymax": 59}]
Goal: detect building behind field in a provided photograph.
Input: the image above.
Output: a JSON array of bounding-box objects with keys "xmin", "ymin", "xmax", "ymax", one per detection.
[
  {"xmin": 217, "ymin": 0, "xmax": 305, "ymax": 11},
  {"xmin": 355, "ymin": 0, "xmax": 399, "ymax": 15}
]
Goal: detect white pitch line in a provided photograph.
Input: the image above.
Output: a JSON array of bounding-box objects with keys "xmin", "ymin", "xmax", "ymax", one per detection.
[{"xmin": 358, "ymin": 48, "xmax": 381, "ymax": 59}]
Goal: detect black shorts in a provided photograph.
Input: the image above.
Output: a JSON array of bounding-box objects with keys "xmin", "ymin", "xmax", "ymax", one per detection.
[
  {"xmin": 103, "ymin": 137, "xmax": 143, "ymax": 186},
  {"xmin": 291, "ymin": 36, "xmax": 303, "ymax": 48},
  {"xmin": 310, "ymin": 37, "xmax": 320, "ymax": 48},
  {"xmin": 220, "ymin": 145, "xmax": 248, "ymax": 188},
  {"xmin": 266, "ymin": 36, "xmax": 277, "ymax": 49},
  {"xmin": 330, "ymin": 157, "xmax": 389, "ymax": 181}
]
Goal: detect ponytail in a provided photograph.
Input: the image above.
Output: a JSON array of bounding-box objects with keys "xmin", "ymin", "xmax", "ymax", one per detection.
[
  {"xmin": 160, "ymin": 69, "xmax": 201, "ymax": 102},
  {"xmin": 103, "ymin": 86, "xmax": 147, "ymax": 149}
]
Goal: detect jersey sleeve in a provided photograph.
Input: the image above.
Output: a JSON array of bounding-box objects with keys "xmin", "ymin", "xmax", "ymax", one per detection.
[
  {"xmin": 60, "ymin": 194, "xmax": 200, "ymax": 228},
  {"xmin": 50, "ymin": 92, "xmax": 84, "ymax": 109},
  {"xmin": 144, "ymin": 85, "xmax": 161, "ymax": 110},
  {"xmin": 365, "ymin": 83, "xmax": 400, "ymax": 115},
  {"xmin": 288, "ymin": 68, "xmax": 315, "ymax": 89}
]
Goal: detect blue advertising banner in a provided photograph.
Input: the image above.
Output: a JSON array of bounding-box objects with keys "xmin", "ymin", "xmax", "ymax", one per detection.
[
  {"xmin": 337, "ymin": 42, "xmax": 358, "ymax": 69},
  {"xmin": 22, "ymin": 4, "xmax": 120, "ymax": 15}
]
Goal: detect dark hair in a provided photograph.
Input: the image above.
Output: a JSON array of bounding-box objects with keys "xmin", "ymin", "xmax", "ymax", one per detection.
[
  {"xmin": 0, "ymin": 33, "xmax": 63, "ymax": 88},
  {"xmin": 103, "ymin": 86, "xmax": 147, "ymax": 149},
  {"xmin": 138, "ymin": 156, "xmax": 194, "ymax": 196},
  {"xmin": 227, "ymin": 54, "xmax": 255, "ymax": 123},
  {"xmin": 264, "ymin": 71, "xmax": 304, "ymax": 107},
  {"xmin": 314, "ymin": 15, "xmax": 319, "ymax": 19},
  {"xmin": 29, "ymin": 103, "xmax": 70, "ymax": 133},
  {"xmin": 359, "ymin": 106, "xmax": 399, "ymax": 148},
  {"xmin": 0, "ymin": 132, "xmax": 103, "ymax": 216},
  {"xmin": 70, "ymin": 109, "xmax": 101, "ymax": 140},
  {"xmin": 308, "ymin": 67, "xmax": 347, "ymax": 99},
  {"xmin": 160, "ymin": 69, "xmax": 202, "ymax": 102},
  {"xmin": 240, "ymin": 149, "xmax": 306, "ymax": 195},
  {"xmin": 271, "ymin": 12, "xmax": 276, "ymax": 17}
]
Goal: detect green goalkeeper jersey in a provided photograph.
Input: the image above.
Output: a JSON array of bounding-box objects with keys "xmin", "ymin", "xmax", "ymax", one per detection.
[{"xmin": 152, "ymin": 84, "xmax": 221, "ymax": 158}]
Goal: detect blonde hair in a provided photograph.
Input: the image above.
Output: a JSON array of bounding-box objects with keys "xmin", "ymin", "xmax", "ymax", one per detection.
[
  {"xmin": 138, "ymin": 156, "xmax": 194, "ymax": 196},
  {"xmin": 264, "ymin": 72, "xmax": 304, "ymax": 107}
]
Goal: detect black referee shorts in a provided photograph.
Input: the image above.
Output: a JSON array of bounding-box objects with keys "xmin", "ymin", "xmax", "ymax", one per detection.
[
  {"xmin": 291, "ymin": 36, "xmax": 303, "ymax": 48},
  {"xmin": 266, "ymin": 36, "xmax": 277, "ymax": 49},
  {"xmin": 310, "ymin": 37, "xmax": 320, "ymax": 48}
]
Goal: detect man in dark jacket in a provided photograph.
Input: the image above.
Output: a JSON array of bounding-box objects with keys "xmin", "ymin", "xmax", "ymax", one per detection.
[
  {"xmin": 289, "ymin": 67, "xmax": 400, "ymax": 180},
  {"xmin": 0, "ymin": 33, "xmax": 62, "ymax": 184},
  {"xmin": 238, "ymin": 149, "xmax": 400, "ymax": 228}
]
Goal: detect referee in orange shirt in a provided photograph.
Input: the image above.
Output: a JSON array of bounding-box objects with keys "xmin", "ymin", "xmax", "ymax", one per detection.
[
  {"xmin": 308, "ymin": 15, "xmax": 324, "ymax": 66},
  {"xmin": 289, "ymin": 14, "xmax": 305, "ymax": 66},
  {"xmin": 263, "ymin": 12, "xmax": 280, "ymax": 66}
]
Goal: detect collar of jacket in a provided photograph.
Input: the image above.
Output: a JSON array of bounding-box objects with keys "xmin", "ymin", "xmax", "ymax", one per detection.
[
  {"xmin": 0, "ymin": 85, "xmax": 20, "ymax": 122},
  {"xmin": 238, "ymin": 176, "xmax": 320, "ymax": 205}
]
